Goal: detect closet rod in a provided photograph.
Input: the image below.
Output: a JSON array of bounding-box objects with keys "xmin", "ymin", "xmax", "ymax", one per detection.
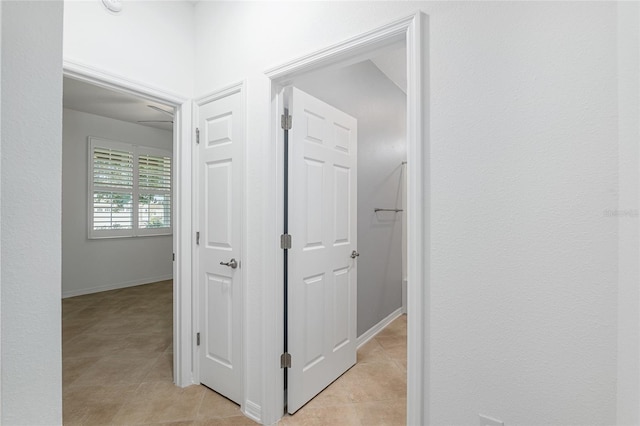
[{"xmin": 374, "ymin": 208, "xmax": 403, "ymax": 213}]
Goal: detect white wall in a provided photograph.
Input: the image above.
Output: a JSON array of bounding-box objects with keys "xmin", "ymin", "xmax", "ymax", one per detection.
[
  {"xmin": 0, "ymin": 0, "xmax": 3, "ymax": 415},
  {"xmin": 194, "ymin": 2, "xmax": 634, "ymax": 424},
  {"xmin": 616, "ymin": 2, "xmax": 640, "ymax": 424},
  {"xmin": 62, "ymin": 108, "xmax": 173, "ymax": 298},
  {"xmin": 294, "ymin": 60, "xmax": 407, "ymax": 337},
  {"xmin": 1, "ymin": 1, "xmax": 63, "ymax": 424},
  {"xmin": 63, "ymin": 0, "xmax": 195, "ymax": 97}
]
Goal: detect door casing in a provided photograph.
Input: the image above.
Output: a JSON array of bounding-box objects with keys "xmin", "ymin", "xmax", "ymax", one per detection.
[
  {"xmin": 62, "ymin": 59, "xmax": 193, "ymax": 388},
  {"xmin": 264, "ymin": 12, "xmax": 430, "ymax": 425}
]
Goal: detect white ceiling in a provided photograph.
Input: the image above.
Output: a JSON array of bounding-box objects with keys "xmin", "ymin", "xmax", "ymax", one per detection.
[
  {"xmin": 63, "ymin": 77, "xmax": 174, "ymax": 132},
  {"xmin": 370, "ymin": 47, "xmax": 407, "ymax": 94}
]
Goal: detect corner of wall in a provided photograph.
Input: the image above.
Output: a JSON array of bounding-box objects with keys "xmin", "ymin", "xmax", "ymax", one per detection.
[
  {"xmin": 616, "ymin": 2, "xmax": 640, "ymax": 423},
  {"xmin": 1, "ymin": 1, "xmax": 64, "ymax": 423}
]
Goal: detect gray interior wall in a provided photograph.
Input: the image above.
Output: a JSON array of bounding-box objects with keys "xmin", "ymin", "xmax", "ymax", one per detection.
[
  {"xmin": 62, "ymin": 108, "xmax": 173, "ymax": 298},
  {"xmin": 1, "ymin": 1, "xmax": 63, "ymax": 423},
  {"xmin": 294, "ymin": 60, "xmax": 407, "ymax": 337}
]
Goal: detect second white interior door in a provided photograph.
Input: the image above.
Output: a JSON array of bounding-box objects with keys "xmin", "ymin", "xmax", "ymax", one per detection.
[
  {"xmin": 287, "ymin": 87, "xmax": 358, "ymax": 414},
  {"xmin": 196, "ymin": 88, "xmax": 244, "ymax": 404}
]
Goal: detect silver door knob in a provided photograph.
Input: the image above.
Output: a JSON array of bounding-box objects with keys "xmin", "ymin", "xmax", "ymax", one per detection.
[
  {"xmin": 220, "ymin": 258, "xmax": 238, "ymax": 269},
  {"xmin": 351, "ymin": 250, "xmax": 360, "ymax": 259}
]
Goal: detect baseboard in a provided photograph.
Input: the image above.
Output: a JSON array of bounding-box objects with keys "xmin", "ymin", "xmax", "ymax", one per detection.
[
  {"xmin": 356, "ymin": 307, "xmax": 404, "ymax": 349},
  {"xmin": 242, "ymin": 400, "xmax": 261, "ymax": 424},
  {"xmin": 62, "ymin": 274, "xmax": 173, "ymax": 298}
]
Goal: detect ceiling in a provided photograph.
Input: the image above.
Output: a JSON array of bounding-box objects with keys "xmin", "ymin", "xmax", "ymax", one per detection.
[
  {"xmin": 63, "ymin": 77, "xmax": 174, "ymax": 132},
  {"xmin": 370, "ymin": 47, "xmax": 407, "ymax": 94}
]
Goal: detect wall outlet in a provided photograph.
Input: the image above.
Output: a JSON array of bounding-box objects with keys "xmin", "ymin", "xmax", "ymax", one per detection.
[{"xmin": 479, "ymin": 414, "xmax": 504, "ymax": 426}]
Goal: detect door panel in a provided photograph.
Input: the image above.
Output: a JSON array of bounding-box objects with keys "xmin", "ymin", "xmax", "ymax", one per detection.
[
  {"xmin": 197, "ymin": 89, "xmax": 243, "ymax": 404},
  {"xmin": 288, "ymin": 87, "xmax": 358, "ymax": 414},
  {"xmin": 205, "ymin": 160, "xmax": 233, "ymax": 249},
  {"xmin": 204, "ymin": 273, "xmax": 233, "ymax": 367}
]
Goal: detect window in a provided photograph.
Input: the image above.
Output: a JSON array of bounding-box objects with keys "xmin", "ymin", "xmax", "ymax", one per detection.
[{"xmin": 89, "ymin": 137, "xmax": 172, "ymax": 238}]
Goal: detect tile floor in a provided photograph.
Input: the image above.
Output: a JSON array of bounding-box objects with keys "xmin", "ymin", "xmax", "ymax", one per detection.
[{"xmin": 63, "ymin": 281, "xmax": 406, "ymax": 425}]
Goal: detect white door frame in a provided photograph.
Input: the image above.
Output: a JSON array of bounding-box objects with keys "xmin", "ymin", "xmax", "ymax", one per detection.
[
  {"xmin": 263, "ymin": 12, "xmax": 430, "ymax": 425},
  {"xmin": 62, "ymin": 59, "xmax": 194, "ymax": 388}
]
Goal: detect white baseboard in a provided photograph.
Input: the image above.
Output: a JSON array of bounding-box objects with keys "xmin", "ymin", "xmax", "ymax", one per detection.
[
  {"xmin": 357, "ymin": 307, "xmax": 404, "ymax": 349},
  {"xmin": 62, "ymin": 274, "xmax": 173, "ymax": 298},
  {"xmin": 242, "ymin": 400, "xmax": 261, "ymax": 424}
]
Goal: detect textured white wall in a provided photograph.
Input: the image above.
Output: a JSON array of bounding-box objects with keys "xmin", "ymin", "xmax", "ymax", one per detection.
[
  {"xmin": 616, "ymin": 2, "xmax": 640, "ymax": 424},
  {"xmin": 0, "ymin": 0, "xmax": 4, "ymax": 414},
  {"xmin": 62, "ymin": 108, "xmax": 173, "ymax": 298},
  {"xmin": 63, "ymin": 0, "xmax": 195, "ymax": 97},
  {"xmin": 1, "ymin": 1, "xmax": 63, "ymax": 424},
  {"xmin": 194, "ymin": 2, "xmax": 630, "ymax": 424},
  {"xmin": 429, "ymin": 4, "xmax": 618, "ymax": 423},
  {"xmin": 294, "ymin": 61, "xmax": 407, "ymax": 337}
]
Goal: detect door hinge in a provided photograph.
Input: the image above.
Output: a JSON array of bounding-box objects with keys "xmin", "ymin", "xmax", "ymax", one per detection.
[
  {"xmin": 172, "ymin": 253, "xmax": 175, "ymax": 261},
  {"xmin": 280, "ymin": 233, "xmax": 292, "ymax": 249},
  {"xmin": 280, "ymin": 352, "xmax": 291, "ymax": 368},
  {"xmin": 281, "ymin": 114, "xmax": 292, "ymax": 131},
  {"xmin": 196, "ymin": 127, "xmax": 200, "ymax": 144},
  {"xmin": 197, "ymin": 332, "xmax": 201, "ymax": 346},
  {"xmin": 196, "ymin": 231, "xmax": 200, "ymax": 245}
]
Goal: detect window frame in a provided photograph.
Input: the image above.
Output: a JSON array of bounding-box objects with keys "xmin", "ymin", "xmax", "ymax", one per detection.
[{"xmin": 88, "ymin": 136, "xmax": 173, "ymax": 239}]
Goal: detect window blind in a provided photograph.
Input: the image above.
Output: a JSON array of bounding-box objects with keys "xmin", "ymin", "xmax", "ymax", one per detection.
[{"xmin": 88, "ymin": 137, "xmax": 172, "ymax": 238}]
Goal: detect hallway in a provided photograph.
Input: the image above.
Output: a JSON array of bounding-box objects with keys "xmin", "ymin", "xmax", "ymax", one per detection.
[{"xmin": 62, "ymin": 281, "xmax": 406, "ymax": 425}]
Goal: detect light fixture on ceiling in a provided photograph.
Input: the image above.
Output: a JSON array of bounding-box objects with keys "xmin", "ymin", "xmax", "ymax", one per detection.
[{"xmin": 102, "ymin": 0, "xmax": 123, "ymax": 14}]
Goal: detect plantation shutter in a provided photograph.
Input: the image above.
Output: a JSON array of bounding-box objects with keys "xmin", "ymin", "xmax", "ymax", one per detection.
[
  {"xmin": 88, "ymin": 137, "xmax": 172, "ymax": 238},
  {"xmin": 137, "ymin": 148, "xmax": 172, "ymax": 234},
  {"xmin": 90, "ymin": 138, "xmax": 135, "ymax": 237}
]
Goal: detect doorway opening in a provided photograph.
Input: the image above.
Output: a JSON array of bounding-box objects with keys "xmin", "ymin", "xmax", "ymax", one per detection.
[
  {"xmin": 61, "ymin": 75, "xmax": 177, "ymax": 419},
  {"xmin": 60, "ymin": 60, "xmax": 192, "ymax": 419},
  {"xmin": 282, "ymin": 44, "xmax": 408, "ymax": 419},
  {"xmin": 265, "ymin": 12, "xmax": 428, "ymax": 425}
]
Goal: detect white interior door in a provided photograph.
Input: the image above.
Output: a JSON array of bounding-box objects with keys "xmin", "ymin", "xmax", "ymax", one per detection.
[
  {"xmin": 196, "ymin": 89, "xmax": 243, "ymax": 404},
  {"xmin": 287, "ymin": 87, "xmax": 358, "ymax": 414}
]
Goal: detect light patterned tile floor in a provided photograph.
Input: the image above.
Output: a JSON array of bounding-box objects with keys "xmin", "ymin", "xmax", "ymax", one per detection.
[{"xmin": 63, "ymin": 281, "xmax": 406, "ymax": 425}]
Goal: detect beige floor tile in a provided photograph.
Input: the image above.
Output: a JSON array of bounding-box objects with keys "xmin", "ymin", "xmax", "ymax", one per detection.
[
  {"xmin": 394, "ymin": 358, "xmax": 407, "ymax": 372},
  {"xmin": 63, "ymin": 384, "xmax": 138, "ymax": 425},
  {"xmin": 62, "ymin": 282, "xmax": 407, "ymax": 425},
  {"xmin": 354, "ymin": 398, "xmax": 407, "ymax": 426},
  {"xmin": 120, "ymin": 332, "xmax": 173, "ymax": 356},
  {"xmin": 192, "ymin": 415, "xmax": 260, "ymax": 425},
  {"xmin": 113, "ymin": 382, "xmax": 206, "ymax": 424},
  {"xmin": 71, "ymin": 356, "xmax": 156, "ymax": 386},
  {"xmin": 381, "ymin": 340, "xmax": 407, "ymax": 365},
  {"xmin": 85, "ymin": 316, "xmax": 149, "ymax": 335},
  {"xmin": 63, "ymin": 356, "xmax": 101, "ymax": 387},
  {"xmin": 357, "ymin": 339, "xmax": 391, "ymax": 364},
  {"xmin": 303, "ymin": 377, "xmax": 352, "ymax": 409},
  {"xmin": 338, "ymin": 360, "xmax": 406, "ymax": 403},
  {"xmin": 279, "ymin": 405, "xmax": 360, "ymax": 426},
  {"xmin": 196, "ymin": 388, "xmax": 242, "ymax": 420},
  {"xmin": 374, "ymin": 335, "xmax": 407, "ymax": 351},
  {"xmin": 63, "ymin": 333, "xmax": 130, "ymax": 359},
  {"xmin": 62, "ymin": 318, "xmax": 98, "ymax": 342},
  {"xmin": 141, "ymin": 318, "xmax": 173, "ymax": 334},
  {"xmin": 375, "ymin": 315, "xmax": 407, "ymax": 338},
  {"xmin": 143, "ymin": 353, "xmax": 174, "ymax": 383}
]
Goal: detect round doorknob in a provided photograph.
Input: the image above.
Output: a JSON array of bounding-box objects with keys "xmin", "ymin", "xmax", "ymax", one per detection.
[{"xmin": 351, "ymin": 250, "xmax": 360, "ymax": 259}]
